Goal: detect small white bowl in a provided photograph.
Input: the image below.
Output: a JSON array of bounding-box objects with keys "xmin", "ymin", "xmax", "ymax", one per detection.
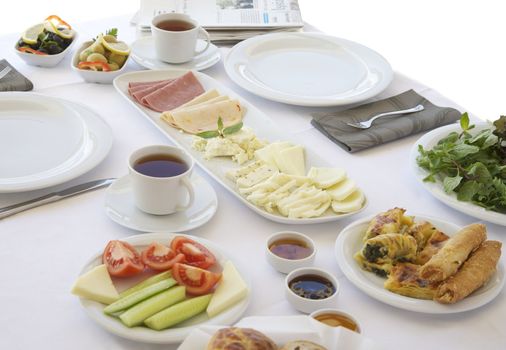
[
  {"xmin": 14, "ymin": 31, "xmax": 77, "ymax": 67},
  {"xmin": 266, "ymin": 231, "xmax": 316, "ymax": 274},
  {"xmin": 285, "ymin": 267, "xmax": 339, "ymax": 314},
  {"xmin": 71, "ymin": 41, "xmax": 130, "ymax": 84},
  {"xmin": 310, "ymin": 308, "xmax": 362, "ymax": 333}
]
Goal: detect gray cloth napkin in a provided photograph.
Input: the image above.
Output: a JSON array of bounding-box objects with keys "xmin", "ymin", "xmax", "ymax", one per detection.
[
  {"xmin": 311, "ymin": 90, "xmax": 461, "ymax": 153},
  {"xmin": 0, "ymin": 59, "xmax": 33, "ymax": 92}
]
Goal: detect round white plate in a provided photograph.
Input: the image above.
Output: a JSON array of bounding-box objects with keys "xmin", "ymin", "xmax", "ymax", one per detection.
[
  {"xmin": 78, "ymin": 233, "xmax": 251, "ymax": 344},
  {"xmin": 224, "ymin": 32, "xmax": 393, "ymax": 106},
  {"xmin": 409, "ymin": 123, "xmax": 506, "ymax": 226},
  {"xmin": 131, "ymin": 37, "xmax": 221, "ymax": 71},
  {"xmin": 0, "ymin": 93, "xmax": 112, "ymax": 192},
  {"xmin": 335, "ymin": 214, "xmax": 505, "ymax": 314},
  {"xmin": 105, "ymin": 174, "xmax": 218, "ymax": 232}
]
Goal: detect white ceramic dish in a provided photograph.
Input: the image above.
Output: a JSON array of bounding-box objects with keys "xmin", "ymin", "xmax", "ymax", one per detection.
[
  {"xmin": 178, "ymin": 315, "xmax": 382, "ymax": 350},
  {"xmin": 335, "ymin": 214, "xmax": 505, "ymax": 313},
  {"xmin": 285, "ymin": 267, "xmax": 339, "ymax": 314},
  {"xmin": 72, "ymin": 41, "xmax": 130, "ymax": 84},
  {"xmin": 105, "ymin": 174, "xmax": 218, "ymax": 232},
  {"xmin": 409, "ymin": 123, "xmax": 506, "ymax": 226},
  {"xmin": 131, "ymin": 37, "xmax": 221, "ymax": 71},
  {"xmin": 0, "ymin": 93, "xmax": 112, "ymax": 192},
  {"xmin": 113, "ymin": 69, "xmax": 367, "ymax": 224},
  {"xmin": 266, "ymin": 231, "xmax": 316, "ymax": 274},
  {"xmin": 14, "ymin": 31, "xmax": 77, "ymax": 67},
  {"xmin": 77, "ymin": 232, "xmax": 252, "ymax": 344},
  {"xmin": 224, "ymin": 32, "xmax": 393, "ymax": 106}
]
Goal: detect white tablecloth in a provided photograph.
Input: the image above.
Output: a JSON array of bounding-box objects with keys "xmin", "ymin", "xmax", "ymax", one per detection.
[{"xmin": 0, "ymin": 15, "xmax": 504, "ymax": 350}]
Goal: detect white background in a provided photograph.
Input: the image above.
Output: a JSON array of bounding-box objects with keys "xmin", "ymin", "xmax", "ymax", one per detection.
[{"xmin": 1, "ymin": 0, "xmax": 505, "ymax": 121}]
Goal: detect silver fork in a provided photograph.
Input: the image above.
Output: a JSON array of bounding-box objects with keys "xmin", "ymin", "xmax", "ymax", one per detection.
[
  {"xmin": 0, "ymin": 66, "xmax": 12, "ymax": 81},
  {"xmin": 346, "ymin": 104, "xmax": 425, "ymax": 129}
]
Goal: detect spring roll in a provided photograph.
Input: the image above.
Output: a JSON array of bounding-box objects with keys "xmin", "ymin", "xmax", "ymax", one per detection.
[
  {"xmin": 435, "ymin": 240, "xmax": 502, "ymax": 304},
  {"xmin": 419, "ymin": 223, "xmax": 486, "ymax": 282}
]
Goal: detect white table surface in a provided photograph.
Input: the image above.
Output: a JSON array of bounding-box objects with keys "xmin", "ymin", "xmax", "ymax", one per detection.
[{"xmin": 0, "ymin": 15, "xmax": 505, "ymax": 350}]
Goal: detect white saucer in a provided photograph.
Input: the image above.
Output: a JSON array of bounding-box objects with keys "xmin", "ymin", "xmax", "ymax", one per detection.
[
  {"xmin": 131, "ymin": 36, "xmax": 221, "ymax": 71},
  {"xmin": 104, "ymin": 174, "xmax": 218, "ymax": 232}
]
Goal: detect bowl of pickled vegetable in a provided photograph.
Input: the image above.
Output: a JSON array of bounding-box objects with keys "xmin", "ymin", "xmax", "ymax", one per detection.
[
  {"xmin": 15, "ymin": 15, "xmax": 77, "ymax": 67},
  {"xmin": 72, "ymin": 29, "xmax": 130, "ymax": 84}
]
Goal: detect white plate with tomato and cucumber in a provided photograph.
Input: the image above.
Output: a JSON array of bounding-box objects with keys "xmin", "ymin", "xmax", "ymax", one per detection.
[{"xmin": 72, "ymin": 233, "xmax": 251, "ymax": 344}]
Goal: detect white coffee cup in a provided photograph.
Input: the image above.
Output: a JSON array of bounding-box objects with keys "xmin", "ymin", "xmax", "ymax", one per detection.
[
  {"xmin": 151, "ymin": 13, "xmax": 211, "ymax": 63},
  {"xmin": 128, "ymin": 145, "xmax": 195, "ymax": 215}
]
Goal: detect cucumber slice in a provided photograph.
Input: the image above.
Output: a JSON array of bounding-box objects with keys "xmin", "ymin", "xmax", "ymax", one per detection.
[
  {"xmin": 104, "ymin": 278, "xmax": 176, "ymax": 315},
  {"xmin": 119, "ymin": 271, "xmax": 172, "ymax": 298},
  {"xmin": 119, "ymin": 286, "xmax": 186, "ymax": 327},
  {"xmin": 144, "ymin": 294, "xmax": 212, "ymax": 330}
]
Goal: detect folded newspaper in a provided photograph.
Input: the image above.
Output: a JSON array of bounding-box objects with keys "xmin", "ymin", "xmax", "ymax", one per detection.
[{"xmin": 133, "ymin": 0, "xmax": 304, "ymax": 43}]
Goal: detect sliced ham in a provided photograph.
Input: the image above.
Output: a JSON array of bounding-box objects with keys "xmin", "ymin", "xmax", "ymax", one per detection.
[
  {"xmin": 128, "ymin": 79, "xmax": 172, "ymax": 89},
  {"xmin": 131, "ymin": 80, "xmax": 172, "ymax": 103},
  {"xmin": 141, "ymin": 72, "xmax": 205, "ymax": 112}
]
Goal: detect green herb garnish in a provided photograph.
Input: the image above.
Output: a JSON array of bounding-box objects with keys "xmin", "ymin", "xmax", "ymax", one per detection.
[
  {"xmin": 417, "ymin": 114, "xmax": 506, "ymax": 213},
  {"xmin": 106, "ymin": 28, "xmax": 118, "ymax": 37},
  {"xmin": 196, "ymin": 117, "xmax": 243, "ymax": 139}
]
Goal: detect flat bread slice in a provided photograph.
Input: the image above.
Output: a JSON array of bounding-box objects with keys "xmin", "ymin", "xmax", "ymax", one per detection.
[
  {"xmin": 170, "ymin": 99, "xmax": 244, "ymax": 134},
  {"xmin": 161, "ymin": 95, "xmax": 230, "ymax": 128}
]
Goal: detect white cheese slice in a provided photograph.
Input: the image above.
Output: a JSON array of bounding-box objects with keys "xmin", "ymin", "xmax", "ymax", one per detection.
[
  {"xmin": 277, "ymin": 145, "xmax": 305, "ymax": 176},
  {"xmin": 326, "ymin": 178, "xmax": 356, "ymax": 201},
  {"xmin": 236, "ymin": 164, "xmax": 278, "ymax": 188},
  {"xmin": 307, "ymin": 167, "xmax": 347, "ymax": 188},
  {"xmin": 71, "ymin": 264, "xmax": 119, "ymax": 305},
  {"xmin": 331, "ymin": 190, "xmax": 364, "ymax": 213},
  {"xmin": 207, "ymin": 261, "xmax": 248, "ymax": 318},
  {"xmin": 254, "ymin": 141, "xmax": 292, "ymax": 168}
]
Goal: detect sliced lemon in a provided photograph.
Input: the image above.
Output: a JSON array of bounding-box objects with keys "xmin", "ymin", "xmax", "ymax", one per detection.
[
  {"xmin": 44, "ymin": 20, "xmax": 74, "ymax": 39},
  {"xmin": 100, "ymin": 35, "xmax": 130, "ymax": 56},
  {"xmin": 102, "ymin": 34, "xmax": 117, "ymax": 43},
  {"xmin": 22, "ymin": 23, "xmax": 44, "ymax": 45}
]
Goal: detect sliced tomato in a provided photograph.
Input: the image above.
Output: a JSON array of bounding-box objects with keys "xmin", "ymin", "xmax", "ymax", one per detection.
[
  {"xmin": 170, "ymin": 236, "xmax": 217, "ymax": 269},
  {"xmin": 141, "ymin": 242, "xmax": 185, "ymax": 271},
  {"xmin": 172, "ymin": 263, "xmax": 221, "ymax": 295},
  {"xmin": 102, "ymin": 240, "xmax": 144, "ymax": 277}
]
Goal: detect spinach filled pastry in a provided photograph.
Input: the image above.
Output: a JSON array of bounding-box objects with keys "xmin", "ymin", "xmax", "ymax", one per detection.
[
  {"xmin": 435, "ymin": 240, "xmax": 502, "ymax": 304},
  {"xmin": 361, "ymin": 233, "xmax": 417, "ymax": 264},
  {"xmin": 363, "ymin": 207, "xmax": 413, "ymax": 241},
  {"xmin": 384, "ymin": 263, "xmax": 440, "ymax": 300},
  {"xmin": 420, "ymin": 223, "xmax": 487, "ymax": 282}
]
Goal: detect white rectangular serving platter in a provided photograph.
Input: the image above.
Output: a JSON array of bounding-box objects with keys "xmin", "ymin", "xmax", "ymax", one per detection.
[{"xmin": 113, "ymin": 70, "xmax": 366, "ymax": 224}]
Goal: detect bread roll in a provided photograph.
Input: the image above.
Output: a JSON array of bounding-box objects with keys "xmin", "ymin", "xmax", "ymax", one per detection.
[
  {"xmin": 207, "ymin": 327, "xmax": 277, "ymax": 350},
  {"xmin": 280, "ymin": 340, "xmax": 327, "ymax": 350},
  {"xmin": 419, "ymin": 223, "xmax": 486, "ymax": 282},
  {"xmin": 435, "ymin": 240, "xmax": 502, "ymax": 304}
]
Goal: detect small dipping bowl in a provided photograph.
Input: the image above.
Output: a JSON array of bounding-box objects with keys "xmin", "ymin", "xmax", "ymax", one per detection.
[
  {"xmin": 266, "ymin": 231, "xmax": 316, "ymax": 274},
  {"xmin": 310, "ymin": 308, "xmax": 362, "ymax": 333},
  {"xmin": 285, "ymin": 267, "xmax": 339, "ymax": 314}
]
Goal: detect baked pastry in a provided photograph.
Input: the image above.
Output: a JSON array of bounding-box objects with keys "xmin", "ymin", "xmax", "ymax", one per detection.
[
  {"xmin": 280, "ymin": 340, "xmax": 327, "ymax": 350},
  {"xmin": 420, "ymin": 223, "xmax": 487, "ymax": 282},
  {"xmin": 384, "ymin": 263, "xmax": 440, "ymax": 299},
  {"xmin": 363, "ymin": 207, "xmax": 413, "ymax": 241},
  {"xmin": 435, "ymin": 240, "xmax": 502, "ymax": 304},
  {"xmin": 414, "ymin": 229, "xmax": 449, "ymax": 265},
  {"xmin": 361, "ymin": 233, "xmax": 417, "ymax": 264},
  {"xmin": 207, "ymin": 327, "xmax": 277, "ymax": 350}
]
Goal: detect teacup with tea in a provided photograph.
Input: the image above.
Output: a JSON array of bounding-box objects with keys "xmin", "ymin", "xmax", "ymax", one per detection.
[
  {"xmin": 128, "ymin": 145, "xmax": 195, "ymax": 215},
  {"xmin": 151, "ymin": 13, "xmax": 211, "ymax": 63}
]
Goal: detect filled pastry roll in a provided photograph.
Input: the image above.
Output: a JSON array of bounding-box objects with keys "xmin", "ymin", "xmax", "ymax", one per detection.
[
  {"xmin": 361, "ymin": 233, "xmax": 417, "ymax": 264},
  {"xmin": 435, "ymin": 240, "xmax": 502, "ymax": 304},
  {"xmin": 363, "ymin": 207, "xmax": 413, "ymax": 241},
  {"xmin": 420, "ymin": 223, "xmax": 486, "ymax": 282}
]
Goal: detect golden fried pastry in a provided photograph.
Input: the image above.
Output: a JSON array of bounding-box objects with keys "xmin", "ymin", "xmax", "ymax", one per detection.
[
  {"xmin": 384, "ymin": 263, "xmax": 440, "ymax": 299},
  {"xmin": 280, "ymin": 340, "xmax": 327, "ymax": 350},
  {"xmin": 414, "ymin": 229, "xmax": 449, "ymax": 265},
  {"xmin": 406, "ymin": 221, "xmax": 440, "ymax": 250},
  {"xmin": 207, "ymin": 327, "xmax": 277, "ymax": 350},
  {"xmin": 363, "ymin": 207, "xmax": 413, "ymax": 241},
  {"xmin": 420, "ymin": 223, "xmax": 486, "ymax": 282},
  {"xmin": 435, "ymin": 240, "xmax": 502, "ymax": 304},
  {"xmin": 361, "ymin": 233, "xmax": 417, "ymax": 264}
]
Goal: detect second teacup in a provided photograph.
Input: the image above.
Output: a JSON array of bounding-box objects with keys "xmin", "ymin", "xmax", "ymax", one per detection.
[{"xmin": 128, "ymin": 145, "xmax": 195, "ymax": 215}]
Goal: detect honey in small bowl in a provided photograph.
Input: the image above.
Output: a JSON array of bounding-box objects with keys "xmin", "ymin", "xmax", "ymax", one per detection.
[
  {"xmin": 269, "ymin": 238, "xmax": 313, "ymax": 260},
  {"xmin": 313, "ymin": 312, "xmax": 360, "ymax": 333}
]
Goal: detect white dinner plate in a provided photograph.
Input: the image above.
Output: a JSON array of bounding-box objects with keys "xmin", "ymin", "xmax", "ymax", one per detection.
[
  {"xmin": 335, "ymin": 214, "xmax": 505, "ymax": 314},
  {"xmin": 224, "ymin": 32, "xmax": 393, "ymax": 106},
  {"xmin": 409, "ymin": 123, "xmax": 506, "ymax": 226},
  {"xmin": 78, "ymin": 232, "xmax": 252, "ymax": 344},
  {"xmin": 105, "ymin": 174, "xmax": 218, "ymax": 232},
  {"xmin": 131, "ymin": 37, "xmax": 221, "ymax": 71},
  {"xmin": 0, "ymin": 93, "xmax": 112, "ymax": 192},
  {"xmin": 113, "ymin": 69, "xmax": 367, "ymax": 224}
]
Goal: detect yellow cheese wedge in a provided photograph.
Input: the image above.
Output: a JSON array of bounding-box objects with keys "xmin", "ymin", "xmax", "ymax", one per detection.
[
  {"xmin": 71, "ymin": 264, "xmax": 119, "ymax": 305},
  {"xmin": 278, "ymin": 145, "xmax": 305, "ymax": 176},
  {"xmin": 207, "ymin": 261, "xmax": 248, "ymax": 318}
]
